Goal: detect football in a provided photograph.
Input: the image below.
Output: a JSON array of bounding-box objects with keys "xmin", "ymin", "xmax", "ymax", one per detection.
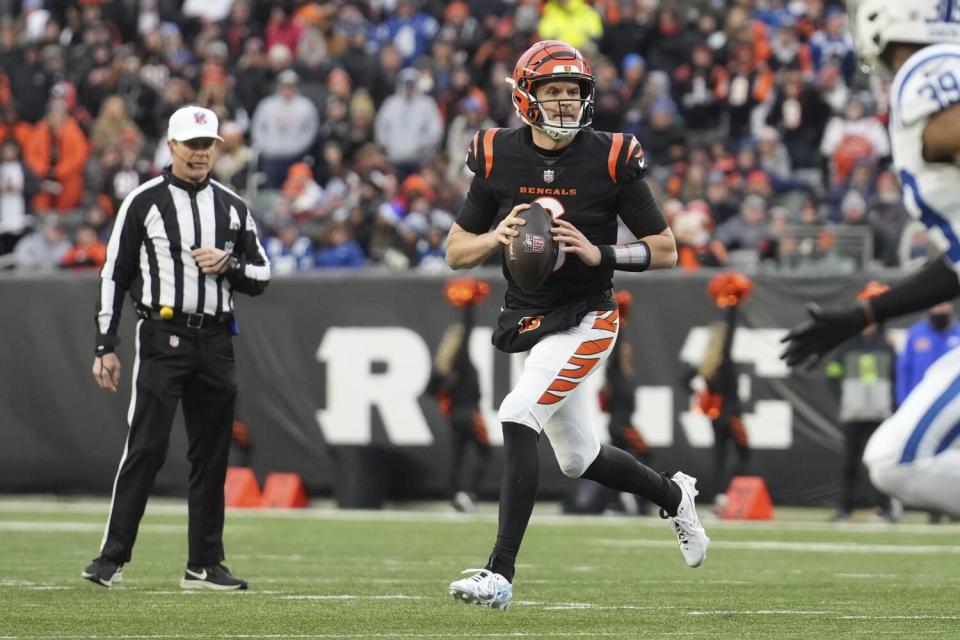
[{"xmin": 504, "ymin": 202, "xmax": 559, "ymax": 293}]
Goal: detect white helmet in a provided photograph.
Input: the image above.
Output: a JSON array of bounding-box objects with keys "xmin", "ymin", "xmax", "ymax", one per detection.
[{"xmin": 849, "ymin": 0, "xmax": 960, "ymax": 73}]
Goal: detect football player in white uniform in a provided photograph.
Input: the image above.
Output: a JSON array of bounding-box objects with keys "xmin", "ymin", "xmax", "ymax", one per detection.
[{"xmin": 781, "ymin": 0, "xmax": 960, "ymax": 515}]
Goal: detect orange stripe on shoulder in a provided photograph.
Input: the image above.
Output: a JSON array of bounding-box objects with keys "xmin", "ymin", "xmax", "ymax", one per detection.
[
  {"xmin": 608, "ymin": 133, "xmax": 624, "ymax": 183},
  {"xmin": 483, "ymin": 128, "xmax": 500, "ymax": 178}
]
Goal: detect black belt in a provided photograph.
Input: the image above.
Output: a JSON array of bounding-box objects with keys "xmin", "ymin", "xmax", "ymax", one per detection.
[{"xmin": 137, "ymin": 306, "xmax": 232, "ymax": 330}]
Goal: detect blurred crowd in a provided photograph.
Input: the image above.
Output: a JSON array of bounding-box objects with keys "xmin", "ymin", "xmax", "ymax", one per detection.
[{"xmin": 0, "ymin": 0, "xmax": 925, "ymax": 274}]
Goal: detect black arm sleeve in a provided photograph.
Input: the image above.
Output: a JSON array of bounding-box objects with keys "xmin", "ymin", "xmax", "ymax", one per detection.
[
  {"xmin": 454, "ymin": 176, "xmax": 498, "ymax": 234},
  {"xmin": 869, "ymin": 256, "xmax": 960, "ymax": 323},
  {"xmin": 615, "ymin": 179, "xmax": 668, "ymax": 239}
]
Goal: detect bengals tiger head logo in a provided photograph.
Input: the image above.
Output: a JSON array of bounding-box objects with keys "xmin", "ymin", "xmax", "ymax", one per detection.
[{"xmin": 518, "ymin": 315, "xmax": 543, "ymax": 334}]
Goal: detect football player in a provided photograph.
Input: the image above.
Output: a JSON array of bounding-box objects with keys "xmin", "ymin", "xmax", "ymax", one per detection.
[
  {"xmin": 780, "ymin": 0, "xmax": 960, "ymax": 516},
  {"xmin": 445, "ymin": 40, "xmax": 709, "ymax": 611}
]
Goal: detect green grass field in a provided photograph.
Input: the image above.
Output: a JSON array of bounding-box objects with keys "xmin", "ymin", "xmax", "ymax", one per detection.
[{"xmin": 1, "ymin": 499, "xmax": 958, "ymax": 639}]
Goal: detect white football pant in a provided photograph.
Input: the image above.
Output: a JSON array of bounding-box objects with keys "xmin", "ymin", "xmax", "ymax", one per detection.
[
  {"xmin": 498, "ymin": 309, "xmax": 619, "ymax": 478},
  {"xmin": 863, "ymin": 346, "xmax": 960, "ymax": 515}
]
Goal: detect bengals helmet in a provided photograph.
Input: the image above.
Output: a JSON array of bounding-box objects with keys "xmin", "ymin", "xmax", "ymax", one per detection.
[{"xmin": 507, "ymin": 40, "xmax": 595, "ymax": 140}]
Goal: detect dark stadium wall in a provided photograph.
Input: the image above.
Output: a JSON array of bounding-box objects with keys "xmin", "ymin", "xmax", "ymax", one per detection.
[{"xmin": 1, "ymin": 272, "xmax": 911, "ymax": 507}]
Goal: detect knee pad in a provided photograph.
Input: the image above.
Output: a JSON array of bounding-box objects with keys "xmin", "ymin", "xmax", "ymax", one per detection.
[
  {"xmin": 498, "ymin": 390, "xmax": 542, "ymax": 432},
  {"xmin": 556, "ymin": 451, "xmax": 592, "ymax": 478}
]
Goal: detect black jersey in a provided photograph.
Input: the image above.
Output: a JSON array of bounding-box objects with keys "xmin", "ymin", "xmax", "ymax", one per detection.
[{"xmin": 455, "ymin": 126, "xmax": 667, "ymax": 311}]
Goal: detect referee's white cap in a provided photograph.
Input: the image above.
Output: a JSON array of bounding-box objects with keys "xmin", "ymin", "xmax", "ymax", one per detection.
[{"xmin": 167, "ymin": 105, "xmax": 224, "ymax": 142}]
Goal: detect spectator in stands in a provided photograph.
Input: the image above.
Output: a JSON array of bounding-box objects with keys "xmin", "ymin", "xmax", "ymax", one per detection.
[
  {"xmin": 265, "ymin": 6, "xmax": 303, "ymax": 58},
  {"xmin": 600, "ymin": 3, "xmax": 655, "ymax": 70},
  {"xmin": 673, "ymin": 44, "xmax": 728, "ymax": 146},
  {"xmin": 820, "ymin": 93, "xmax": 890, "ymax": 186},
  {"xmin": 213, "ymin": 121, "xmax": 255, "ymax": 194},
  {"xmin": 446, "ymin": 96, "xmax": 496, "ymax": 182},
  {"xmin": 538, "ymin": 0, "xmax": 603, "ymax": 51},
  {"xmin": 13, "ymin": 214, "xmax": 70, "ymax": 270},
  {"xmin": 373, "ymin": 0, "xmax": 439, "ymax": 67},
  {"xmin": 8, "ymin": 43, "xmax": 49, "ymax": 123},
  {"xmin": 59, "ymin": 223, "xmax": 106, "ymax": 270},
  {"xmin": 765, "ymin": 69, "xmax": 831, "ymax": 170},
  {"xmin": 234, "ymin": 38, "xmax": 272, "ymax": 118},
  {"xmin": 251, "ymin": 69, "xmax": 320, "ymax": 189},
  {"xmin": 724, "ymin": 44, "xmax": 775, "ymax": 143},
  {"xmin": 869, "ymin": 169, "xmax": 909, "ymax": 267},
  {"xmin": 711, "ymin": 195, "xmax": 776, "ymax": 266},
  {"xmin": 23, "ymin": 97, "xmax": 89, "ymax": 213},
  {"xmin": 315, "ymin": 221, "xmax": 365, "ymax": 269},
  {"xmin": 704, "ymin": 170, "xmax": 739, "ymax": 226},
  {"xmin": 756, "ymin": 126, "xmax": 795, "ymax": 189},
  {"xmin": 809, "ymin": 7, "xmax": 856, "ymax": 86},
  {"xmin": 639, "ymin": 97, "xmax": 686, "ymax": 170},
  {"xmin": 82, "ymin": 201, "xmax": 113, "ymax": 245},
  {"xmin": 281, "ymin": 162, "xmax": 325, "ymax": 217},
  {"xmin": 264, "ymin": 220, "xmax": 315, "ymax": 275},
  {"xmin": 374, "ymin": 67, "xmax": 443, "ymax": 182},
  {"xmin": 0, "ymin": 139, "xmax": 37, "ymax": 255}
]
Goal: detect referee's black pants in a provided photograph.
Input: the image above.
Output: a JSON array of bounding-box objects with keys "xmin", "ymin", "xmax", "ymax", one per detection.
[{"xmin": 101, "ymin": 318, "xmax": 236, "ymax": 566}]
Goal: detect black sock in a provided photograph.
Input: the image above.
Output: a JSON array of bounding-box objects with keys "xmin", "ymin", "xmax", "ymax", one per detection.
[
  {"xmin": 485, "ymin": 421, "xmax": 539, "ymax": 583},
  {"xmin": 581, "ymin": 444, "xmax": 682, "ymax": 516}
]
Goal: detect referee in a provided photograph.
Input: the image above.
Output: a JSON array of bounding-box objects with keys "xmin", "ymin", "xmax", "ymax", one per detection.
[{"xmin": 82, "ymin": 105, "xmax": 270, "ymax": 590}]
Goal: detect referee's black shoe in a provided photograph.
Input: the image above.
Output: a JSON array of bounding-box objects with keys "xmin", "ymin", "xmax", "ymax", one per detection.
[
  {"xmin": 180, "ymin": 564, "xmax": 248, "ymax": 590},
  {"xmin": 82, "ymin": 555, "xmax": 124, "ymax": 587}
]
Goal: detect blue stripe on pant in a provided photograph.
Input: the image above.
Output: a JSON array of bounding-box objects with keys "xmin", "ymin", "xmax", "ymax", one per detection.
[{"xmin": 900, "ymin": 373, "xmax": 960, "ymax": 463}]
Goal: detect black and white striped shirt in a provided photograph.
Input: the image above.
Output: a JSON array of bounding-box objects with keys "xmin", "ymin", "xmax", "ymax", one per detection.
[{"xmin": 95, "ymin": 168, "xmax": 271, "ymax": 353}]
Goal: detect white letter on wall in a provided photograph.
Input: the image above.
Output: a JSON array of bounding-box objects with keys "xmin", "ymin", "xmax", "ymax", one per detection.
[{"xmin": 316, "ymin": 327, "xmax": 433, "ymax": 445}]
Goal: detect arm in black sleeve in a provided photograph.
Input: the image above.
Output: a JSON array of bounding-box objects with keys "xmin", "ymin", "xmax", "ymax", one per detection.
[
  {"xmin": 226, "ymin": 206, "xmax": 271, "ymax": 296},
  {"xmin": 867, "ymin": 256, "xmax": 960, "ymax": 323},
  {"xmin": 597, "ymin": 179, "xmax": 668, "ymax": 272},
  {"xmin": 454, "ymin": 175, "xmax": 499, "ymax": 234}
]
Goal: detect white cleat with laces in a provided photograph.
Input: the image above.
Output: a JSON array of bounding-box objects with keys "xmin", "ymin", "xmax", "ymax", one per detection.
[
  {"xmin": 449, "ymin": 568, "xmax": 512, "ymax": 611},
  {"xmin": 662, "ymin": 472, "xmax": 710, "ymax": 567}
]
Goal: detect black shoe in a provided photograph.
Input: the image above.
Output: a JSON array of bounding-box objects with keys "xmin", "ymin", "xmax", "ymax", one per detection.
[
  {"xmin": 180, "ymin": 563, "xmax": 248, "ymax": 591},
  {"xmin": 81, "ymin": 555, "xmax": 123, "ymax": 587}
]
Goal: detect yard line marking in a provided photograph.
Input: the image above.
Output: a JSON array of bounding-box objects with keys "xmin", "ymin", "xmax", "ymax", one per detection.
[
  {"xmin": 597, "ymin": 538, "xmax": 960, "ymax": 554},
  {"xmin": 2, "ymin": 499, "xmax": 958, "ymax": 535},
  {"xmin": 841, "ymin": 615, "xmax": 960, "ymax": 620},
  {"xmin": 279, "ymin": 595, "xmax": 425, "ymax": 600},
  {"xmin": 834, "ymin": 573, "xmax": 901, "ymax": 579},
  {"xmin": 0, "ymin": 633, "xmax": 693, "ymax": 639},
  {"xmin": 0, "ymin": 521, "xmax": 181, "ymax": 534},
  {"xmin": 688, "ymin": 610, "xmax": 835, "ymax": 616}
]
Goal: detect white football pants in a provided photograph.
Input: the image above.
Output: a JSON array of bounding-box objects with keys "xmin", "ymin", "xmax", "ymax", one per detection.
[
  {"xmin": 498, "ymin": 309, "xmax": 619, "ymax": 478},
  {"xmin": 863, "ymin": 346, "xmax": 960, "ymax": 515}
]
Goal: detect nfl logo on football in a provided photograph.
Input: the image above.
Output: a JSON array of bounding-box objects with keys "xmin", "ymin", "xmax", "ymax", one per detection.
[
  {"xmin": 523, "ymin": 233, "xmax": 545, "ymax": 253},
  {"xmin": 543, "ymin": 169, "xmax": 554, "ymax": 183}
]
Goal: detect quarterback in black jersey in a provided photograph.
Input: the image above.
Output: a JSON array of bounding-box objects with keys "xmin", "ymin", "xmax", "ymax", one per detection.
[{"xmin": 446, "ymin": 40, "xmax": 710, "ymax": 611}]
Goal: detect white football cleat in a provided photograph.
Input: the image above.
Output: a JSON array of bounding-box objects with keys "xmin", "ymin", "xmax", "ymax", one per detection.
[
  {"xmin": 662, "ymin": 472, "xmax": 710, "ymax": 567},
  {"xmin": 449, "ymin": 568, "xmax": 512, "ymax": 611}
]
